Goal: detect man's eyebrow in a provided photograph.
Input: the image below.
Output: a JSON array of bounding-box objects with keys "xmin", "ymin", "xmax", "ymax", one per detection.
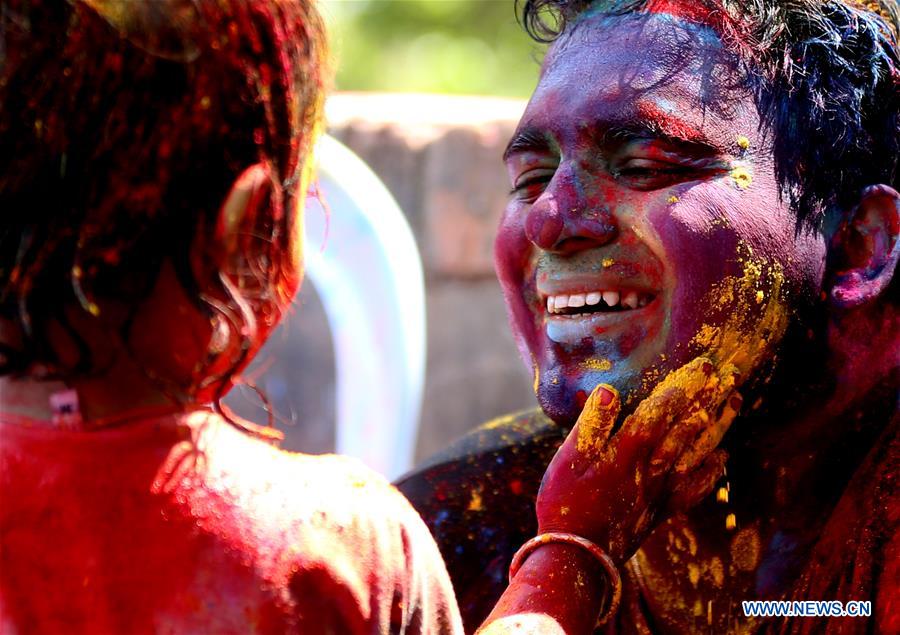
[
  {"xmin": 602, "ymin": 104, "xmax": 724, "ymax": 153},
  {"xmin": 601, "ymin": 122, "xmax": 721, "ymax": 154},
  {"xmin": 504, "ymin": 107, "xmax": 727, "ymax": 161},
  {"xmin": 503, "ymin": 127, "xmax": 552, "ymax": 162}
]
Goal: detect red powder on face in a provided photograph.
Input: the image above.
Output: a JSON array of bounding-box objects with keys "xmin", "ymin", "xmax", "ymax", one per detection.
[
  {"xmin": 645, "ymin": 0, "xmax": 734, "ymax": 34},
  {"xmin": 618, "ymin": 329, "xmax": 643, "ymax": 357},
  {"xmin": 643, "ymin": 0, "xmax": 750, "ymax": 57},
  {"xmin": 633, "ymin": 102, "xmax": 710, "ymax": 147}
]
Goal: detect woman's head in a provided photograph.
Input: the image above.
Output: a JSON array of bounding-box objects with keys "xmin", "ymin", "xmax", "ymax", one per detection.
[{"xmin": 0, "ymin": 0, "xmax": 327, "ymax": 400}]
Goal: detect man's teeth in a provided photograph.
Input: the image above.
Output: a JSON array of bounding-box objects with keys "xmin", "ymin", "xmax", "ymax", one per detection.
[
  {"xmin": 602, "ymin": 291, "xmax": 619, "ymax": 307},
  {"xmin": 546, "ymin": 290, "xmax": 653, "ymax": 314}
]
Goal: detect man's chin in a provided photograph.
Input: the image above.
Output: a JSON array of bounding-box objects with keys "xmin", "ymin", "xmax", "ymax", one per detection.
[
  {"xmin": 536, "ymin": 392, "xmax": 580, "ymax": 426},
  {"xmin": 534, "ymin": 364, "xmax": 646, "ymax": 426}
]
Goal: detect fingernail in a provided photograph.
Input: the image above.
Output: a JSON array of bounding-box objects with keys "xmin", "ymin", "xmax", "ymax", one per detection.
[
  {"xmin": 730, "ymin": 394, "xmax": 743, "ymax": 410},
  {"xmin": 595, "ymin": 384, "xmax": 618, "ymax": 408}
]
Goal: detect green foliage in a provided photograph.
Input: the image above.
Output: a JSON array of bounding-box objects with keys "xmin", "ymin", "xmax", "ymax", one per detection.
[{"xmin": 321, "ymin": 0, "xmax": 544, "ymax": 97}]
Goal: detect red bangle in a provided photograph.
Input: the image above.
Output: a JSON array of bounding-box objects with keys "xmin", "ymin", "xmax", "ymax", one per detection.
[{"xmin": 508, "ymin": 532, "xmax": 622, "ymax": 624}]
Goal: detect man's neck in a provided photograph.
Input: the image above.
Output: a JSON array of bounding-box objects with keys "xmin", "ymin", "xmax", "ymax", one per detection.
[
  {"xmin": 730, "ymin": 303, "xmax": 899, "ymax": 529},
  {"xmin": 730, "ymin": 383, "xmax": 894, "ymax": 528},
  {"xmin": 681, "ymin": 318, "xmax": 898, "ymax": 596}
]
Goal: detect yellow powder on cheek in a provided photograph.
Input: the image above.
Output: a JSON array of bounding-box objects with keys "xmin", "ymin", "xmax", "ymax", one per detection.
[
  {"xmin": 693, "ymin": 324, "xmax": 718, "ymax": 349},
  {"xmin": 689, "ymin": 243, "xmax": 789, "ymax": 377},
  {"xmin": 730, "ymin": 166, "xmax": 753, "ymax": 189}
]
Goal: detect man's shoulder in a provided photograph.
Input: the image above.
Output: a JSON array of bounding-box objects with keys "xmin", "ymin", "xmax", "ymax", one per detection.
[
  {"xmin": 781, "ymin": 413, "xmax": 900, "ymax": 633},
  {"xmin": 395, "ymin": 408, "xmax": 568, "ymax": 629},
  {"xmin": 398, "ymin": 407, "xmax": 566, "ymax": 481},
  {"xmin": 395, "ymin": 407, "xmax": 567, "ymax": 526}
]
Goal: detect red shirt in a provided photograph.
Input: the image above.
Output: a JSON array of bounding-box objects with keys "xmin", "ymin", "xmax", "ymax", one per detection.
[{"xmin": 0, "ymin": 410, "xmax": 463, "ymax": 634}]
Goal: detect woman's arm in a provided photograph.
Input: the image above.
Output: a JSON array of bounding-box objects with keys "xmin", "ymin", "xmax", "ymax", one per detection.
[{"xmin": 478, "ymin": 544, "xmax": 608, "ymax": 634}]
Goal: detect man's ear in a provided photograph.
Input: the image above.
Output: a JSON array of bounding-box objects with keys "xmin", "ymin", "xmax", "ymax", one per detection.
[{"xmin": 828, "ymin": 184, "xmax": 900, "ymax": 309}]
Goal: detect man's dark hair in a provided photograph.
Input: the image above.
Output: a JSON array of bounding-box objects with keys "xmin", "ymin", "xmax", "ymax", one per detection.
[
  {"xmin": 517, "ymin": 0, "xmax": 900, "ymax": 231},
  {"xmin": 0, "ymin": 0, "xmax": 326, "ymax": 392}
]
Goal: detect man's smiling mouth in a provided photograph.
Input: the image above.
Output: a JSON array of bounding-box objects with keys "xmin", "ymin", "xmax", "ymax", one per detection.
[{"xmin": 533, "ymin": 257, "xmax": 665, "ymax": 343}]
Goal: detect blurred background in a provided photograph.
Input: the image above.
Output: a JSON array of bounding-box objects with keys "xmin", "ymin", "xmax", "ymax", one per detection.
[
  {"xmin": 321, "ymin": 0, "xmax": 540, "ymax": 97},
  {"xmin": 228, "ymin": 0, "xmax": 548, "ymax": 477}
]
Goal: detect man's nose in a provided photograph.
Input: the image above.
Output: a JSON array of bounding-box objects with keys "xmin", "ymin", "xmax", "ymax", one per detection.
[{"xmin": 523, "ymin": 167, "xmax": 618, "ymax": 254}]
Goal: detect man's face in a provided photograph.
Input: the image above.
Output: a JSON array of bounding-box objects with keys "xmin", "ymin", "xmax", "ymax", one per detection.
[{"xmin": 496, "ymin": 12, "xmax": 828, "ymax": 424}]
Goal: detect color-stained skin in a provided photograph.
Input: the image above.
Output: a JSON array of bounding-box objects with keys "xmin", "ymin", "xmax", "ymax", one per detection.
[
  {"xmin": 400, "ymin": 5, "xmax": 899, "ymax": 633},
  {"xmin": 496, "ymin": 12, "xmax": 811, "ymax": 424}
]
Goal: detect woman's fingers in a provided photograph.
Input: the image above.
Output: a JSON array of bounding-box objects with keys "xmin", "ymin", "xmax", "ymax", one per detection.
[
  {"xmin": 674, "ymin": 391, "xmax": 742, "ymax": 475},
  {"xmin": 647, "ymin": 409, "xmax": 707, "ymax": 481},
  {"xmin": 573, "ymin": 383, "xmax": 621, "ymax": 459},
  {"xmin": 621, "ymin": 356, "xmax": 715, "ymax": 448},
  {"xmin": 691, "ymin": 363, "xmax": 740, "ymax": 421},
  {"xmin": 541, "ymin": 383, "xmax": 620, "ymax": 489},
  {"xmin": 635, "ymin": 360, "xmax": 740, "ymax": 496},
  {"xmin": 539, "ymin": 357, "xmax": 743, "ymax": 547},
  {"xmin": 667, "ymin": 449, "xmax": 728, "ymax": 513}
]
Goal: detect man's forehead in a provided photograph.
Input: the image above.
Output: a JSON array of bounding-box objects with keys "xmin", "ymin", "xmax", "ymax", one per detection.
[
  {"xmin": 518, "ymin": 11, "xmax": 752, "ymax": 153},
  {"xmin": 542, "ymin": 10, "xmax": 729, "ymax": 82}
]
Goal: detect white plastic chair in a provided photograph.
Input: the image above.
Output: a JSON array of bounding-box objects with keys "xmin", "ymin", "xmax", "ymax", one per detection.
[{"xmin": 299, "ymin": 135, "xmax": 426, "ymax": 479}]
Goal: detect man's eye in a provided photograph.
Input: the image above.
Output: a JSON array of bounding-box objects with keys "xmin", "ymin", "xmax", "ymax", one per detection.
[
  {"xmin": 614, "ymin": 158, "xmax": 719, "ymax": 189},
  {"xmin": 618, "ymin": 159, "xmax": 690, "ymax": 176},
  {"xmin": 511, "ymin": 170, "xmax": 555, "ymax": 202}
]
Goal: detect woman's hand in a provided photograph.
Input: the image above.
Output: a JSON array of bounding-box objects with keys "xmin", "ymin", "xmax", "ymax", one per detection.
[
  {"xmin": 536, "ymin": 357, "xmax": 742, "ymax": 565},
  {"xmin": 479, "ymin": 357, "xmax": 742, "ymax": 635}
]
